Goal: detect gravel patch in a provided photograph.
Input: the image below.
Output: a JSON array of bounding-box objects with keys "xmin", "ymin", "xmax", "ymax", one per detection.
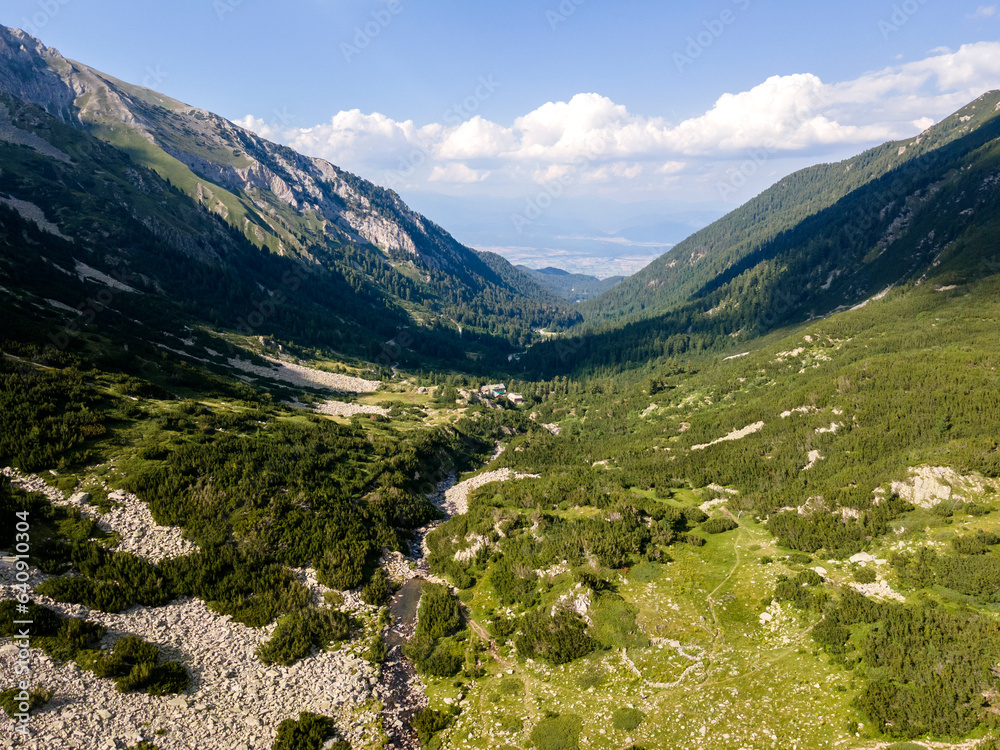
[
  {"xmin": 2, "ymin": 468, "xmax": 196, "ymax": 564},
  {"xmin": 0, "ymin": 559, "xmax": 380, "ymax": 750},
  {"xmin": 692, "ymin": 421, "xmax": 765, "ymax": 451},
  {"xmin": 227, "ymin": 358, "xmax": 379, "ymax": 393},
  {"xmin": 314, "ymin": 401, "xmax": 389, "ymax": 418}
]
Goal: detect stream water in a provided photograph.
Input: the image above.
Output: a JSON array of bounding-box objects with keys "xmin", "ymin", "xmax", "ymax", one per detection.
[
  {"xmin": 376, "ymin": 473, "xmax": 458, "ymax": 750},
  {"xmin": 374, "ymin": 440, "xmax": 505, "ymax": 748}
]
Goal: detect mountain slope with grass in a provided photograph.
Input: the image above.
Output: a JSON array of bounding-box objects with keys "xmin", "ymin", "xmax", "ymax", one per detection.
[
  {"xmin": 521, "ymin": 91, "xmax": 1000, "ymax": 376},
  {"xmin": 579, "ymin": 91, "xmax": 1000, "ymax": 327},
  {"xmin": 0, "ymin": 24, "xmax": 576, "ymax": 355}
]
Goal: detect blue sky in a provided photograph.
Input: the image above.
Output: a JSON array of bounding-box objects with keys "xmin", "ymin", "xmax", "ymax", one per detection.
[{"xmin": 4, "ymin": 0, "xmax": 1000, "ymax": 273}]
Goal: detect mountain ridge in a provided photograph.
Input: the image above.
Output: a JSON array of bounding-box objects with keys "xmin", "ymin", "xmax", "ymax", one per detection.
[
  {"xmin": 580, "ymin": 90, "xmax": 1000, "ymax": 326},
  {"xmin": 0, "ymin": 24, "xmax": 575, "ymax": 354}
]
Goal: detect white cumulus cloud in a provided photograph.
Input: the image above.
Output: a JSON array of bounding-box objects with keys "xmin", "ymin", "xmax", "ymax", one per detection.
[{"xmin": 238, "ymin": 43, "xmax": 1000, "ymax": 200}]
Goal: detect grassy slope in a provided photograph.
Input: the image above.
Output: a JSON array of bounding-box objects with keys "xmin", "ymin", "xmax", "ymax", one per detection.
[
  {"xmin": 579, "ymin": 91, "xmax": 1000, "ymax": 327},
  {"xmin": 419, "ymin": 273, "xmax": 1000, "ymax": 750}
]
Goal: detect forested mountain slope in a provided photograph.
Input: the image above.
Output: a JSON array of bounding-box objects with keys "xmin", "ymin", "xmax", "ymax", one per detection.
[
  {"xmin": 0, "ymin": 24, "xmax": 575, "ymax": 355},
  {"xmin": 580, "ymin": 92, "xmax": 1000, "ymax": 326},
  {"xmin": 523, "ymin": 92, "xmax": 1000, "ymax": 376}
]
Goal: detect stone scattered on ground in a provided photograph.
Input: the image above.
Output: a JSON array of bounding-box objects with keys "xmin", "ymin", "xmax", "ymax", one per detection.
[
  {"xmin": 313, "ymin": 401, "xmax": 389, "ymax": 418},
  {"xmin": 850, "ymin": 579, "xmax": 906, "ymax": 602},
  {"xmin": 0, "ymin": 558, "xmax": 380, "ymax": 750},
  {"xmin": 227, "ymin": 357, "xmax": 379, "ymax": 393},
  {"xmin": 1, "ymin": 467, "xmax": 196, "ymax": 563}
]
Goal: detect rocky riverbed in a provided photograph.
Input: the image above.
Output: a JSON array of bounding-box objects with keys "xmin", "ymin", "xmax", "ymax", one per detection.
[
  {"xmin": 0, "ymin": 448, "xmax": 540, "ymax": 750},
  {"xmin": 375, "ymin": 455, "xmax": 539, "ymax": 750}
]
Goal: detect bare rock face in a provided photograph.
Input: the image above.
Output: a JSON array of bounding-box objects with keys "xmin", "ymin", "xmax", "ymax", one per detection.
[
  {"xmin": 0, "ymin": 27, "xmax": 77, "ymax": 120},
  {"xmin": 890, "ymin": 465, "xmax": 999, "ymax": 508}
]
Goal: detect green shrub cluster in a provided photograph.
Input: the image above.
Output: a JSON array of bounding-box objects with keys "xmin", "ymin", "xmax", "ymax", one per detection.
[
  {"xmin": 412, "ymin": 707, "xmax": 455, "ymax": 746},
  {"xmin": 767, "ymin": 498, "xmax": 911, "ymax": 555},
  {"xmin": 773, "ymin": 569, "xmax": 828, "ymax": 611},
  {"xmin": 404, "ymin": 583, "xmax": 467, "ymax": 676},
  {"xmin": 487, "ymin": 558, "xmax": 537, "ymax": 608},
  {"xmin": 403, "ymin": 634, "xmax": 464, "ymax": 677},
  {"xmin": 0, "ymin": 686, "xmax": 53, "ymax": 718},
  {"xmin": 852, "ymin": 567, "xmax": 877, "ymax": 584},
  {"xmin": 415, "ymin": 584, "xmax": 463, "ymax": 640},
  {"xmin": 0, "ymin": 601, "xmax": 103, "ymax": 661},
  {"xmin": 893, "ymin": 547, "xmax": 1000, "ymax": 603},
  {"xmin": 810, "ymin": 591, "xmax": 1000, "ymax": 738},
  {"xmin": 951, "ymin": 530, "xmax": 1000, "ymax": 555},
  {"xmin": 359, "ymin": 568, "xmax": 391, "ymax": 606},
  {"xmin": 612, "ymin": 707, "xmax": 646, "ymax": 732},
  {"xmin": 0, "ymin": 476, "xmax": 102, "ymax": 574},
  {"xmin": 529, "ymin": 713, "xmax": 583, "ymax": 750},
  {"xmin": 256, "ymin": 608, "xmax": 352, "ymax": 666},
  {"xmin": 515, "ymin": 607, "xmax": 594, "ymax": 665},
  {"xmin": 37, "ymin": 544, "xmax": 172, "ymax": 612},
  {"xmin": 0, "ymin": 602, "xmax": 187, "ymax": 695},
  {"xmin": 271, "ymin": 712, "xmax": 348, "ymax": 750},
  {"xmin": 0, "ymin": 361, "xmax": 110, "ymax": 472},
  {"xmin": 701, "ymin": 516, "xmax": 738, "ymax": 534}
]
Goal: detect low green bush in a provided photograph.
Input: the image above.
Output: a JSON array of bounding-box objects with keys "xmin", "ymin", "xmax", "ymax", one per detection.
[
  {"xmin": 365, "ymin": 635, "xmax": 387, "ymax": 664},
  {"xmin": 684, "ymin": 533, "xmax": 706, "ymax": 547},
  {"xmin": 516, "ymin": 607, "xmax": 594, "ymax": 665},
  {"xmin": 403, "ymin": 634, "xmax": 463, "ymax": 677},
  {"xmin": 272, "ymin": 712, "xmax": 347, "ymax": 750},
  {"xmin": 0, "ymin": 686, "xmax": 53, "ymax": 718},
  {"xmin": 359, "ymin": 568, "xmax": 391, "ymax": 606},
  {"xmin": 412, "ymin": 708, "xmax": 454, "ymax": 745},
  {"xmin": 612, "ymin": 707, "xmax": 646, "ymax": 731},
  {"xmin": 702, "ymin": 517, "xmax": 738, "ymax": 534},
  {"xmin": 853, "ymin": 567, "xmax": 877, "ymax": 584},
  {"xmin": 416, "ymin": 583, "xmax": 463, "ymax": 640},
  {"xmin": 257, "ymin": 608, "xmax": 352, "ymax": 666},
  {"xmin": 530, "ymin": 713, "xmax": 583, "ymax": 750}
]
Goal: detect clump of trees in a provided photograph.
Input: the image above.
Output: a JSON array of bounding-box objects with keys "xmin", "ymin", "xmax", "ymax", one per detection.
[
  {"xmin": 256, "ymin": 608, "xmax": 352, "ymax": 666},
  {"xmin": 272, "ymin": 713, "xmax": 348, "ymax": 750},
  {"xmin": 404, "ymin": 583, "xmax": 466, "ymax": 677},
  {"xmin": 702, "ymin": 517, "xmax": 738, "ymax": 534},
  {"xmin": 515, "ymin": 607, "xmax": 594, "ymax": 665},
  {"xmin": 807, "ymin": 590, "xmax": 1000, "ymax": 739}
]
